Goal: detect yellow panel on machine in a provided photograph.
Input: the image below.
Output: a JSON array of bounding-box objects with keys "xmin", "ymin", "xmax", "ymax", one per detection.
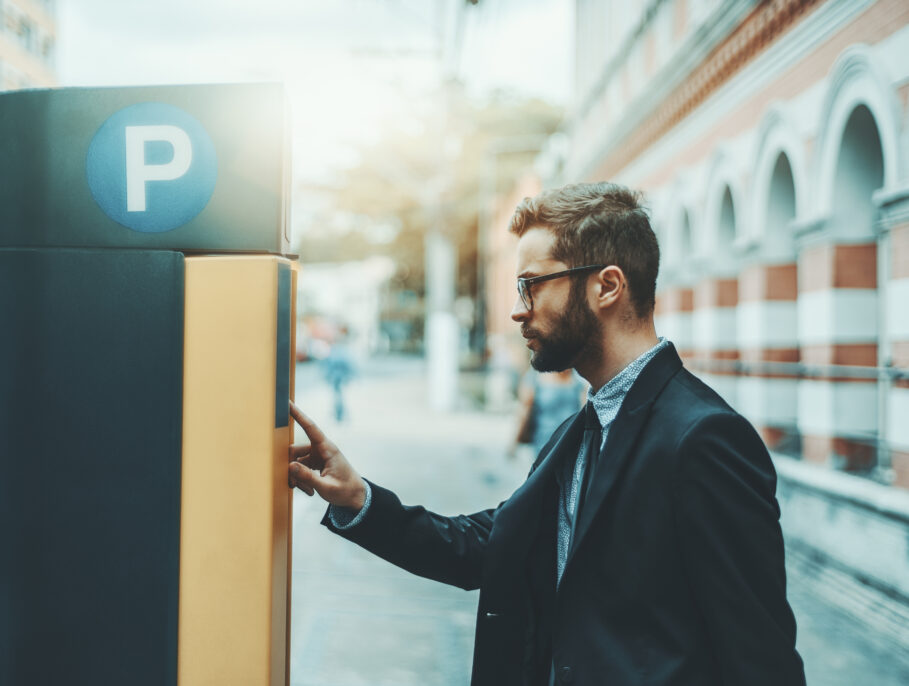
[{"xmin": 179, "ymin": 255, "xmax": 296, "ymax": 686}]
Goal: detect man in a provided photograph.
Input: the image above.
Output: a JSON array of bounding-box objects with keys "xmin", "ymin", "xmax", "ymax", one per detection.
[{"xmin": 288, "ymin": 182, "xmax": 806, "ymax": 686}]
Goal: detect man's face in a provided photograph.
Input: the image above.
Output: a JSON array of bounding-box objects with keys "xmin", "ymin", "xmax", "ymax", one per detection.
[{"xmin": 511, "ymin": 227, "xmax": 601, "ymax": 372}]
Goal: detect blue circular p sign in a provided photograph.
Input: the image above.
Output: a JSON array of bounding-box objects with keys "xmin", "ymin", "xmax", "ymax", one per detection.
[{"xmin": 86, "ymin": 102, "xmax": 218, "ymax": 233}]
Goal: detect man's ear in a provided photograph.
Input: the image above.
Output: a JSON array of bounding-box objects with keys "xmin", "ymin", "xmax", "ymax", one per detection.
[{"xmin": 593, "ymin": 266, "xmax": 626, "ymax": 310}]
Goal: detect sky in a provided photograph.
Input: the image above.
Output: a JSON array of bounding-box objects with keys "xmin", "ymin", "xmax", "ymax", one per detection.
[{"xmin": 56, "ymin": 0, "xmax": 573, "ymax": 184}]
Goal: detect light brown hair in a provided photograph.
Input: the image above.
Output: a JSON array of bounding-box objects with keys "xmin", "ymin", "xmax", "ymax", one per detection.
[{"xmin": 509, "ymin": 182, "xmax": 659, "ymax": 318}]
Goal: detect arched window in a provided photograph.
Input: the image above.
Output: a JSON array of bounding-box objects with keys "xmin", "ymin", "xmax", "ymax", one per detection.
[
  {"xmin": 677, "ymin": 208, "xmax": 693, "ymax": 279},
  {"xmin": 831, "ymin": 105, "xmax": 884, "ymax": 240},
  {"xmin": 765, "ymin": 152, "xmax": 797, "ymax": 259},
  {"xmin": 717, "ymin": 187, "xmax": 736, "ymax": 259}
]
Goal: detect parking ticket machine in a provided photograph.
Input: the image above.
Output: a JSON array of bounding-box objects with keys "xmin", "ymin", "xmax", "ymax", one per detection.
[{"xmin": 0, "ymin": 85, "xmax": 295, "ymax": 686}]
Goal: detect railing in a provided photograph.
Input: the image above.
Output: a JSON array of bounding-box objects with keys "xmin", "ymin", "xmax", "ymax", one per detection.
[
  {"xmin": 682, "ymin": 357, "xmax": 909, "ymax": 484},
  {"xmin": 684, "ymin": 358, "xmax": 909, "ymax": 381}
]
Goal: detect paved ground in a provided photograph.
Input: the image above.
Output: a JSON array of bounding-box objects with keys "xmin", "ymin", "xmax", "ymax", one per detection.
[{"xmin": 289, "ymin": 356, "xmax": 909, "ymax": 686}]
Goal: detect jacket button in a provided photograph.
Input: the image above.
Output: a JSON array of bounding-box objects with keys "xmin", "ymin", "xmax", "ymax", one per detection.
[{"xmin": 557, "ymin": 666, "xmax": 574, "ymax": 684}]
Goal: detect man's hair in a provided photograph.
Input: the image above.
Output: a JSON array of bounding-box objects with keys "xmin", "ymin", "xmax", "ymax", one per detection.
[{"xmin": 508, "ymin": 182, "xmax": 659, "ymax": 318}]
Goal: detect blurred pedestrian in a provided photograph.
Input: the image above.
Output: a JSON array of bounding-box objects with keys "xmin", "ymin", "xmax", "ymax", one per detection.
[
  {"xmin": 321, "ymin": 326, "xmax": 355, "ymax": 422},
  {"xmin": 511, "ymin": 368, "xmax": 586, "ymax": 459},
  {"xmin": 289, "ymin": 182, "xmax": 805, "ymax": 686}
]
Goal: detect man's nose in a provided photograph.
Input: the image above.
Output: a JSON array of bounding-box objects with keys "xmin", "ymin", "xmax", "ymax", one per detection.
[{"xmin": 510, "ymin": 295, "xmax": 530, "ymax": 322}]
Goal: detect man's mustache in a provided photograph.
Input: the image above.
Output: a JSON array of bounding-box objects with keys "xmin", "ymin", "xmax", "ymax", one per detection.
[{"xmin": 522, "ymin": 326, "xmax": 542, "ymax": 339}]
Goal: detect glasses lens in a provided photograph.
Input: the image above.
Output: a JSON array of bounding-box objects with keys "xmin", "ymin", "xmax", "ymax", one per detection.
[{"xmin": 518, "ymin": 280, "xmax": 531, "ymax": 310}]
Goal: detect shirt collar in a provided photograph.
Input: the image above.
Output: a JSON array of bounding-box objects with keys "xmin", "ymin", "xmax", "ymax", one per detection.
[{"xmin": 587, "ymin": 337, "xmax": 670, "ymax": 428}]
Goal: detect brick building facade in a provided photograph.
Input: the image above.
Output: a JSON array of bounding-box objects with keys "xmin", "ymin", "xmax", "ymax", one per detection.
[
  {"xmin": 489, "ymin": 0, "xmax": 909, "ymax": 488},
  {"xmin": 570, "ymin": 0, "xmax": 909, "ymax": 486}
]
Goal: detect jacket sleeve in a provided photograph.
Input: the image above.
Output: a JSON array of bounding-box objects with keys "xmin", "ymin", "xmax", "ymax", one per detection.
[
  {"xmin": 671, "ymin": 412, "xmax": 806, "ymax": 686},
  {"xmin": 321, "ymin": 479, "xmax": 497, "ymax": 591}
]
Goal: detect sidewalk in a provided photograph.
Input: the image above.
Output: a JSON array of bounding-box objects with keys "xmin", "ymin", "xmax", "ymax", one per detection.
[
  {"xmin": 289, "ymin": 356, "xmax": 909, "ymax": 686},
  {"xmin": 290, "ymin": 357, "xmax": 521, "ymax": 686}
]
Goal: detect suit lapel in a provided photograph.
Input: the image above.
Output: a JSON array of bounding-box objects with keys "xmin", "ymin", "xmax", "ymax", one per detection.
[
  {"xmin": 564, "ymin": 344, "xmax": 684, "ymax": 572},
  {"xmin": 487, "ymin": 410, "xmax": 585, "ymax": 565},
  {"xmin": 528, "ymin": 409, "xmax": 584, "ymax": 479}
]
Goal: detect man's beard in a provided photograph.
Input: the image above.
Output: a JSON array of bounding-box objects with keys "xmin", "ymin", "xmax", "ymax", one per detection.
[{"xmin": 524, "ymin": 284, "xmax": 601, "ymax": 372}]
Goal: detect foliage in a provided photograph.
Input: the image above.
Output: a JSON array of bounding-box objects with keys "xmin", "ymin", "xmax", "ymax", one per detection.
[{"xmin": 295, "ymin": 84, "xmax": 563, "ymax": 345}]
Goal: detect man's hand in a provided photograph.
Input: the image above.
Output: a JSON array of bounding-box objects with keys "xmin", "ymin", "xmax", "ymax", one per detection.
[{"xmin": 288, "ymin": 401, "xmax": 367, "ymax": 510}]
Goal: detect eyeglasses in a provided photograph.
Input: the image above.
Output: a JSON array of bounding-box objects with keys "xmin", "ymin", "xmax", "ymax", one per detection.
[{"xmin": 517, "ymin": 264, "xmax": 607, "ymax": 311}]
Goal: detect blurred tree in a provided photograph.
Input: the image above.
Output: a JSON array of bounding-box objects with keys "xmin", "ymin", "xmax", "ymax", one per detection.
[{"xmin": 295, "ymin": 84, "xmax": 562, "ymax": 354}]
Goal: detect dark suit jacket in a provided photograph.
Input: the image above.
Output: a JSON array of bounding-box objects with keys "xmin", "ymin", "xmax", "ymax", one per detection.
[{"xmin": 323, "ymin": 344, "xmax": 806, "ymax": 686}]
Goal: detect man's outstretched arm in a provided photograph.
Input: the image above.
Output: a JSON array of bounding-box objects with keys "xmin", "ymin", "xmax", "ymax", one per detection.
[{"xmin": 288, "ymin": 402, "xmax": 494, "ymax": 591}]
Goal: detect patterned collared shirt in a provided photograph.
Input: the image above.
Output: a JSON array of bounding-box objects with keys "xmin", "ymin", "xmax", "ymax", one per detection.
[{"xmin": 555, "ymin": 338, "xmax": 670, "ymax": 585}]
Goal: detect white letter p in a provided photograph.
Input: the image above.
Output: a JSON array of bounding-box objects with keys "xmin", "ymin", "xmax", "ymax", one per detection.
[{"xmin": 125, "ymin": 125, "xmax": 193, "ymax": 212}]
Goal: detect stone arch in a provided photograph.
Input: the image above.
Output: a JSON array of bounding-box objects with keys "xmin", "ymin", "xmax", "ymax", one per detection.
[
  {"xmin": 830, "ymin": 105, "xmax": 885, "ymax": 240},
  {"xmin": 660, "ymin": 179, "xmax": 699, "ymax": 284},
  {"xmin": 717, "ymin": 187, "xmax": 736, "ymax": 252},
  {"xmin": 750, "ymin": 105, "xmax": 807, "ymax": 259},
  {"xmin": 677, "ymin": 207, "xmax": 693, "ymax": 267},
  {"xmin": 702, "ymin": 148, "xmax": 744, "ymax": 267},
  {"xmin": 765, "ymin": 153, "xmax": 798, "ymax": 256},
  {"xmin": 813, "ymin": 45, "xmax": 901, "ymax": 222},
  {"xmin": 647, "ymin": 190, "xmax": 672, "ymax": 261}
]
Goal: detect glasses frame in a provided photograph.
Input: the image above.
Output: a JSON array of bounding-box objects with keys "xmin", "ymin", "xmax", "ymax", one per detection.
[{"xmin": 517, "ymin": 264, "xmax": 607, "ymax": 311}]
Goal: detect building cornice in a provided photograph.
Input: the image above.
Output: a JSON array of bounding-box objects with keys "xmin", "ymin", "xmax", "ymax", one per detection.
[
  {"xmin": 572, "ymin": 0, "xmax": 671, "ymax": 120},
  {"xmin": 577, "ymin": 0, "xmax": 825, "ymax": 182},
  {"xmin": 874, "ymin": 185, "xmax": 909, "ymax": 233}
]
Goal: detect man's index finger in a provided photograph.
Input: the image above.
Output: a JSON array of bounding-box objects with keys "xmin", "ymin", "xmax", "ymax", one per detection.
[{"xmin": 289, "ymin": 402, "xmax": 327, "ymax": 443}]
